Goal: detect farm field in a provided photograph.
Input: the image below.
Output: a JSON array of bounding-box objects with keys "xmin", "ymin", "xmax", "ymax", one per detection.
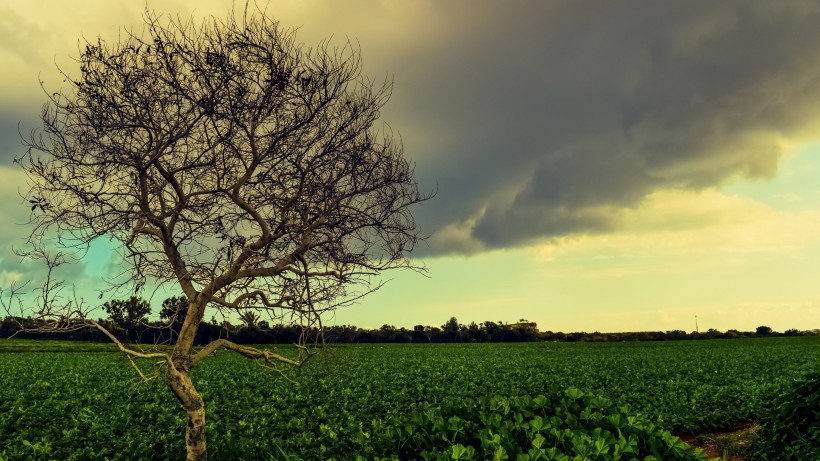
[{"xmin": 0, "ymin": 337, "xmax": 817, "ymax": 460}]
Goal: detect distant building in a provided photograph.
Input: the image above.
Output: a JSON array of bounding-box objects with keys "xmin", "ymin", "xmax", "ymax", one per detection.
[{"xmin": 510, "ymin": 321, "xmax": 538, "ymax": 333}]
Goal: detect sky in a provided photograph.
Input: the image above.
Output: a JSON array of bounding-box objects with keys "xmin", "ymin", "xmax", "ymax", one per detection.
[{"xmin": 2, "ymin": 0, "xmax": 820, "ymax": 333}]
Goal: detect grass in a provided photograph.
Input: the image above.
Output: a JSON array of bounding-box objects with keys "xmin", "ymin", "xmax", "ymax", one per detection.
[{"xmin": 686, "ymin": 423, "xmax": 760, "ymax": 461}]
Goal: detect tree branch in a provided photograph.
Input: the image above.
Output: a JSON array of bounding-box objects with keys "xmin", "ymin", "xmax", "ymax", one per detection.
[
  {"xmin": 90, "ymin": 320, "xmax": 169, "ymax": 361},
  {"xmin": 191, "ymin": 338, "xmax": 308, "ymax": 367}
]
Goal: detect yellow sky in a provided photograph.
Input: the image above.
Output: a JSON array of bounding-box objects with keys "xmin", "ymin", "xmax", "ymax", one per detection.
[{"xmin": 342, "ymin": 153, "xmax": 820, "ymax": 332}]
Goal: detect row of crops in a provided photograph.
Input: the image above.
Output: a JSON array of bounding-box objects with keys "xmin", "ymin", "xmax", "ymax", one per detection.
[{"xmin": 0, "ymin": 337, "xmax": 817, "ymax": 460}]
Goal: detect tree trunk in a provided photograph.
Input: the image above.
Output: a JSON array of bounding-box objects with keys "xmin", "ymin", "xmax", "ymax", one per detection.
[
  {"xmin": 167, "ymin": 354, "xmax": 207, "ymax": 461},
  {"xmin": 185, "ymin": 403, "xmax": 207, "ymax": 461}
]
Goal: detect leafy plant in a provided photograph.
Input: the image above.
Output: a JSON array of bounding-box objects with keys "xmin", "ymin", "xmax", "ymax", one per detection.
[
  {"xmin": 366, "ymin": 389, "xmax": 714, "ymax": 460},
  {"xmin": 1, "ymin": 338, "xmax": 816, "ymax": 459},
  {"xmin": 752, "ymin": 368, "xmax": 820, "ymax": 460}
]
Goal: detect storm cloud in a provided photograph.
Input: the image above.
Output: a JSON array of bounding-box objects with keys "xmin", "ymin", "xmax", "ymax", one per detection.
[
  {"xmin": 4, "ymin": 1, "xmax": 820, "ymax": 257},
  {"xmin": 369, "ymin": 0, "xmax": 820, "ymax": 253}
]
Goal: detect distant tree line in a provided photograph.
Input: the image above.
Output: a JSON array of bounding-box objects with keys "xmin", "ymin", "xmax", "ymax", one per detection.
[{"xmin": 1, "ymin": 299, "xmax": 815, "ymax": 344}]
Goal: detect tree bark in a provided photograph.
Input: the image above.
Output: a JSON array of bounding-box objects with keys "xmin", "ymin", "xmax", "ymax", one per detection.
[
  {"xmin": 185, "ymin": 403, "xmax": 207, "ymax": 461},
  {"xmin": 167, "ymin": 353, "xmax": 207, "ymax": 461}
]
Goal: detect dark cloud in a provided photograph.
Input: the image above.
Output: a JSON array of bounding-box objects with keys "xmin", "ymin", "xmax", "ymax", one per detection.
[
  {"xmin": 0, "ymin": 108, "xmax": 41, "ymax": 166},
  {"xmin": 0, "ymin": 114, "xmax": 22, "ymax": 166},
  {"xmin": 4, "ymin": 1, "xmax": 820, "ymax": 259},
  {"xmin": 375, "ymin": 1, "xmax": 820, "ymax": 253}
]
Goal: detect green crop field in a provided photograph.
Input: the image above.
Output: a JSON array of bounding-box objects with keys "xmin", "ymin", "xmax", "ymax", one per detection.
[{"xmin": 0, "ymin": 337, "xmax": 817, "ymax": 460}]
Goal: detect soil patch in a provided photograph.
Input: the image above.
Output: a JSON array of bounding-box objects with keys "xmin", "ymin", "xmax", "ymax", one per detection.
[{"xmin": 676, "ymin": 421, "xmax": 759, "ymax": 461}]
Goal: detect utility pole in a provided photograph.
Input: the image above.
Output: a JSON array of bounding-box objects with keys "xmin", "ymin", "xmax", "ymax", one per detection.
[{"xmin": 695, "ymin": 315, "xmax": 699, "ymax": 334}]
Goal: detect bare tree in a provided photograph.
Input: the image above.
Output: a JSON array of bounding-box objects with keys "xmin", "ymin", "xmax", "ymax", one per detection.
[{"xmin": 13, "ymin": 5, "xmax": 427, "ymax": 460}]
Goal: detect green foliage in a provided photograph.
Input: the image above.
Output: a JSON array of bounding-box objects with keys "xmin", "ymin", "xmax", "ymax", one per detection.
[
  {"xmin": 755, "ymin": 326, "xmax": 773, "ymax": 336},
  {"xmin": 0, "ymin": 338, "xmax": 119, "ymax": 353},
  {"xmin": 752, "ymin": 368, "xmax": 820, "ymax": 460},
  {"xmin": 0, "ymin": 351, "xmax": 182, "ymax": 460},
  {"xmin": 443, "ymin": 317, "xmax": 460, "ymax": 333},
  {"xmin": 102, "ymin": 296, "xmax": 151, "ymax": 327},
  {"xmin": 367, "ymin": 390, "xmax": 712, "ymax": 460},
  {"xmin": 158, "ymin": 296, "xmax": 188, "ymax": 326},
  {"xmin": 0, "ymin": 338, "xmax": 816, "ymax": 460}
]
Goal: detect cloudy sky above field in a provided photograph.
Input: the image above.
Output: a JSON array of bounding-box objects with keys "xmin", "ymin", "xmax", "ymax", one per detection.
[{"xmin": 2, "ymin": 0, "xmax": 820, "ymax": 333}]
